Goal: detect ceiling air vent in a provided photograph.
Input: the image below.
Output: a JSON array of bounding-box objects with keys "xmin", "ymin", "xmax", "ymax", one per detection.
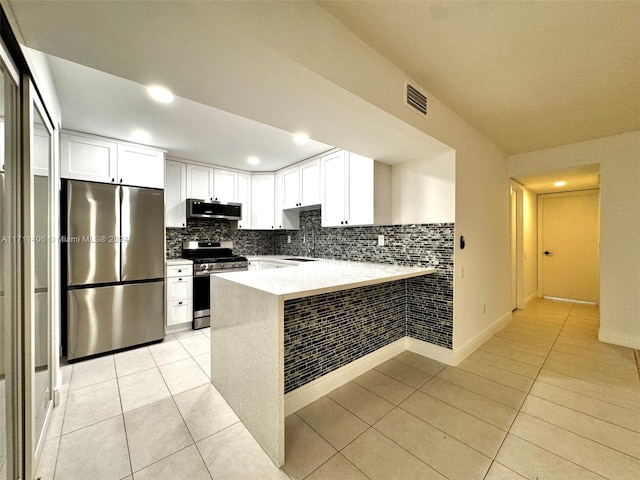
[{"xmin": 404, "ymin": 81, "xmax": 427, "ymax": 117}]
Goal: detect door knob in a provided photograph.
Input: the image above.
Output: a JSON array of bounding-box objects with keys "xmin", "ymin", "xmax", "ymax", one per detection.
[{"xmin": 544, "ymin": 251, "xmax": 554, "ymax": 256}]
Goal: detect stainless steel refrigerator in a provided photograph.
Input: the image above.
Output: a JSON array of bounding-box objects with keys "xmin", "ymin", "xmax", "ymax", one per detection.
[{"xmin": 63, "ymin": 180, "xmax": 164, "ymax": 361}]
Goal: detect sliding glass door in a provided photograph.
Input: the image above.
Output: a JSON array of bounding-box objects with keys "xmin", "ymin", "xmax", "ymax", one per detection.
[
  {"xmin": 23, "ymin": 77, "xmax": 55, "ymax": 480},
  {"xmin": 0, "ymin": 37, "xmax": 20, "ymax": 480}
]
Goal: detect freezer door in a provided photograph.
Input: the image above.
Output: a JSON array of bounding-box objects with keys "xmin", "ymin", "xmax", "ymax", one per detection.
[
  {"xmin": 121, "ymin": 186, "xmax": 164, "ymax": 281},
  {"xmin": 66, "ymin": 180, "xmax": 120, "ymax": 286},
  {"xmin": 67, "ymin": 281, "xmax": 164, "ymax": 360}
]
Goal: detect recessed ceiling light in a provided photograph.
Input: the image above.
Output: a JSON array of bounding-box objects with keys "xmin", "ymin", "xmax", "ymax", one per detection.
[
  {"xmin": 293, "ymin": 132, "xmax": 310, "ymax": 145},
  {"xmin": 247, "ymin": 156, "xmax": 260, "ymax": 166},
  {"xmin": 147, "ymin": 85, "xmax": 174, "ymax": 104},
  {"xmin": 131, "ymin": 129, "xmax": 152, "ymax": 143},
  {"xmin": 554, "ymin": 181, "xmax": 566, "ymax": 187}
]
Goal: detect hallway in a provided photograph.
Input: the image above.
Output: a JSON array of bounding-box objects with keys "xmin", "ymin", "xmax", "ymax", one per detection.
[{"xmin": 36, "ymin": 299, "xmax": 640, "ymax": 479}]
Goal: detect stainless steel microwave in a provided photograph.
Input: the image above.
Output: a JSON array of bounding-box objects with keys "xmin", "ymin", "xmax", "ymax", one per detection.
[{"xmin": 186, "ymin": 199, "xmax": 242, "ymax": 220}]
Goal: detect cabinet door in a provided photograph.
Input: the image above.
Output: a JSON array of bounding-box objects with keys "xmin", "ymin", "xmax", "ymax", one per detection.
[
  {"xmin": 186, "ymin": 164, "xmax": 214, "ymax": 200},
  {"xmin": 300, "ymin": 158, "xmax": 321, "ymax": 206},
  {"xmin": 281, "ymin": 166, "xmax": 300, "ymax": 209},
  {"xmin": 213, "ymin": 168, "xmax": 238, "ymax": 202},
  {"xmin": 167, "ymin": 275, "xmax": 192, "ymax": 302},
  {"xmin": 347, "ymin": 153, "xmax": 375, "ymax": 226},
  {"xmin": 165, "ymin": 160, "xmax": 187, "ymax": 228},
  {"xmin": 117, "ymin": 144, "xmax": 165, "ymax": 188},
  {"xmin": 237, "ymin": 172, "xmax": 252, "ymax": 229},
  {"xmin": 60, "ymin": 133, "xmax": 118, "ymax": 183},
  {"xmin": 321, "ymin": 151, "xmax": 347, "ymax": 227},
  {"xmin": 167, "ymin": 299, "xmax": 192, "ymax": 326},
  {"xmin": 251, "ymin": 174, "xmax": 275, "ymax": 229}
]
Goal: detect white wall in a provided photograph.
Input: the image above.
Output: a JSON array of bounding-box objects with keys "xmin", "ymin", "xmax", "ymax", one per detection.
[
  {"xmin": 391, "ymin": 150, "xmax": 456, "ymax": 224},
  {"xmin": 509, "ymin": 131, "xmax": 640, "ymax": 348}
]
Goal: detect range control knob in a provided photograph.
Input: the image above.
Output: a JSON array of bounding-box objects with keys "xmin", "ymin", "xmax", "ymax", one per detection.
[{"xmin": 200, "ymin": 264, "xmax": 209, "ymax": 272}]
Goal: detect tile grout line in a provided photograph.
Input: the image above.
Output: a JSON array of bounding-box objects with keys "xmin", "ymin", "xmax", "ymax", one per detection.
[
  {"xmin": 112, "ymin": 355, "xmax": 135, "ymax": 479},
  {"xmin": 482, "ymin": 301, "xmax": 576, "ymax": 479}
]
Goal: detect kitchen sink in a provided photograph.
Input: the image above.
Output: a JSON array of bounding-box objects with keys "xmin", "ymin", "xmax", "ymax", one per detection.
[{"xmin": 284, "ymin": 258, "xmax": 317, "ymax": 262}]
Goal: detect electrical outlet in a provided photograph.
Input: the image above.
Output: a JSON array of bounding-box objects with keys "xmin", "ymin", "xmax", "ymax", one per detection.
[
  {"xmin": 287, "ymin": 235, "xmax": 291, "ymax": 244},
  {"xmin": 378, "ymin": 235, "xmax": 385, "ymax": 246}
]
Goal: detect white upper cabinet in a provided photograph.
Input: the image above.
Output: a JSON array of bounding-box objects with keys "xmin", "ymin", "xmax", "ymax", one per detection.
[
  {"xmin": 237, "ymin": 172, "xmax": 252, "ymax": 229},
  {"xmin": 61, "ymin": 133, "xmax": 117, "ymax": 183},
  {"xmin": 251, "ymin": 174, "xmax": 275, "ymax": 229},
  {"xmin": 321, "ymin": 151, "xmax": 390, "ymax": 227},
  {"xmin": 213, "ymin": 168, "xmax": 238, "ymax": 202},
  {"xmin": 117, "ymin": 143, "xmax": 165, "ymax": 189},
  {"xmin": 279, "ymin": 157, "xmax": 321, "ymax": 209},
  {"xmin": 321, "ymin": 151, "xmax": 348, "ymax": 227},
  {"xmin": 165, "ymin": 160, "xmax": 187, "ymax": 228},
  {"xmin": 299, "ymin": 158, "xmax": 321, "ymax": 206},
  {"xmin": 186, "ymin": 164, "xmax": 214, "ymax": 201},
  {"xmin": 61, "ymin": 132, "xmax": 165, "ymax": 188},
  {"xmin": 275, "ymin": 171, "xmax": 299, "ymax": 229},
  {"xmin": 187, "ymin": 165, "xmax": 240, "ymax": 202},
  {"xmin": 281, "ymin": 166, "xmax": 300, "ymax": 209},
  {"xmin": 346, "ymin": 152, "xmax": 375, "ymax": 225}
]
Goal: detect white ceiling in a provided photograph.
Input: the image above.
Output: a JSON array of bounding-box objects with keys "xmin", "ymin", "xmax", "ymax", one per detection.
[
  {"xmin": 6, "ymin": 0, "xmax": 638, "ymax": 167},
  {"xmin": 513, "ymin": 164, "xmax": 600, "ymax": 194},
  {"xmin": 318, "ymin": 1, "xmax": 640, "ymax": 155},
  {"xmin": 44, "ymin": 54, "xmax": 334, "ymax": 171}
]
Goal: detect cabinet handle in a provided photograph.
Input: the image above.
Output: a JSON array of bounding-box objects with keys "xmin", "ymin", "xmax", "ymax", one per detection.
[
  {"xmin": 111, "ymin": 178, "xmax": 115, "ymax": 183},
  {"xmin": 345, "ymin": 220, "xmax": 348, "ymax": 225},
  {"xmin": 182, "ymin": 223, "xmax": 185, "ymax": 227},
  {"xmin": 177, "ymin": 269, "xmax": 182, "ymax": 273},
  {"xmin": 340, "ymin": 221, "xmax": 344, "ymax": 225},
  {"xmin": 178, "ymin": 278, "xmax": 182, "ymax": 281},
  {"xmin": 119, "ymin": 178, "xmax": 123, "ymax": 183}
]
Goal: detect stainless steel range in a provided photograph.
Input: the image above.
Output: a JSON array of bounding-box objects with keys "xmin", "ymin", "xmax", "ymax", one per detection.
[{"xmin": 181, "ymin": 241, "xmax": 248, "ymax": 329}]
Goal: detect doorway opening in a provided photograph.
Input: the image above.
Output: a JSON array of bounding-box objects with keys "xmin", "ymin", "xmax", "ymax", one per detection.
[{"xmin": 510, "ymin": 164, "xmax": 601, "ymax": 309}]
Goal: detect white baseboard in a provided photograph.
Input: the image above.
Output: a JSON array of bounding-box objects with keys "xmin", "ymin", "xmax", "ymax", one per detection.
[
  {"xmin": 598, "ymin": 330, "xmax": 640, "ymax": 350},
  {"xmin": 284, "ymin": 338, "xmax": 406, "ymax": 416},
  {"xmin": 450, "ymin": 311, "xmax": 513, "ymax": 366},
  {"xmin": 525, "ymin": 292, "xmax": 539, "ymax": 305},
  {"xmin": 405, "ymin": 337, "xmax": 456, "ymax": 365}
]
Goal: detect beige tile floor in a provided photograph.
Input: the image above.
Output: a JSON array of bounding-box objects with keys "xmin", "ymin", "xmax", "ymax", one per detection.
[{"xmin": 36, "ymin": 299, "xmax": 640, "ymax": 479}]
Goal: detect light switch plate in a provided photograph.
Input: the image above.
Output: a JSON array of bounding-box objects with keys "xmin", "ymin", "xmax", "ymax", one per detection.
[
  {"xmin": 287, "ymin": 235, "xmax": 292, "ymax": 244},
  {"xmin": 378, "ymin": 235, "xmax": 385, "ymax": 246}
]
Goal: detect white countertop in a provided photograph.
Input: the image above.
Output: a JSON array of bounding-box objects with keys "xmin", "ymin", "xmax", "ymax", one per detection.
[
  {"xmin": 214, "ymin": 258, "xmax": 436, "ymax": 300},
  {"xmin": 166, "ymin": 258, "xmax": 193, "ymax": 265}
]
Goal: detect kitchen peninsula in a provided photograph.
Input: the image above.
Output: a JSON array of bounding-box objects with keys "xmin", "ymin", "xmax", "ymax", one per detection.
[{"xmin": 209, "ymin": 259, "xmax": 436, "ymax": 467}]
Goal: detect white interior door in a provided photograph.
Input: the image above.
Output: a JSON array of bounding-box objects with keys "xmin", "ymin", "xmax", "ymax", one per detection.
[{"xmin": 539, "ymin": 190, "xmax": 600, "ymax": 302}]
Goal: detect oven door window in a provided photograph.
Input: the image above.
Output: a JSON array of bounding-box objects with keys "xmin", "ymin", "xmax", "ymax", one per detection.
[{"xmin": 193, "ymin": 275, "xmax": 210, "ymax": 314}]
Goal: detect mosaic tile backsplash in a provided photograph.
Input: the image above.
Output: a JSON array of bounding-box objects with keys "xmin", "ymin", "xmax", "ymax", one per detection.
[
  {"xmin": 166, "ymin": 209, "xmax": 454, "ymax": 353},
  {"xmin": 284, "ymin": 280, "xmax": 406, "ymax": 393}
]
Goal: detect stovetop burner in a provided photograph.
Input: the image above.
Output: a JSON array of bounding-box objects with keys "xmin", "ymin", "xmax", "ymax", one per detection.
[{"xmin": 181, "ymin": 241, "xmax": 248, "ymax": 273}]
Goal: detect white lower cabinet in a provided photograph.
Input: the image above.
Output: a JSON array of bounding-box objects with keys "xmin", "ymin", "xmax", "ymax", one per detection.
[
  {"xmin": 167, "ymin": 299, "xmax": 192, "ymax": 326},
  {"xmin": 166, "ymin": 261, "xmax": 193, "ymax": 327}
]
